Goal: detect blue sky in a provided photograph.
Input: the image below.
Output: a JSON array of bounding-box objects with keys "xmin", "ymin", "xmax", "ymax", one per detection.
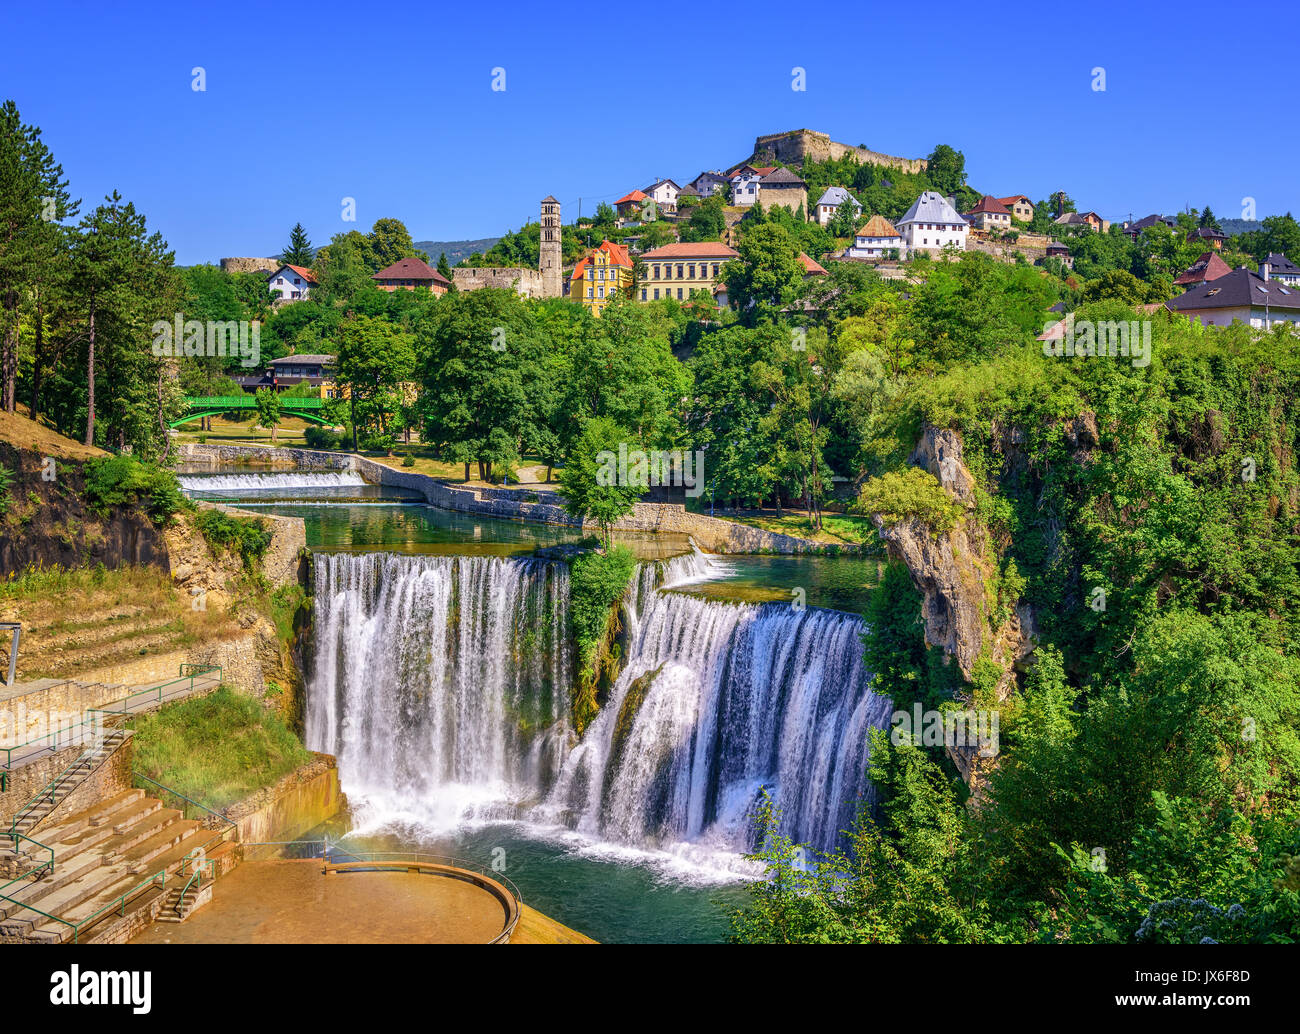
[{"xmin": 4, "ymin": 0, "xmax": 1290, "ymax": 265}]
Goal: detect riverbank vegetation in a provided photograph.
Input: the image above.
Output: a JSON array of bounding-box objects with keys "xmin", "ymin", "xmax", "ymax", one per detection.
[{"xmin": 130, "ymin": 685, "xmax": 311, "ymax": 810}]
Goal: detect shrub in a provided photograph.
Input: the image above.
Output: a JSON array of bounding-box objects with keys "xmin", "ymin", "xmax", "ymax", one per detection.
[
  {"xmin": 402, "ymin": 452, "xmax": 416, "ymax": 467},
  {"xmin": 303, "ymin": 425, "xmax": 344, "ymax": 450},
  {"xmin": 195, "ymin": 508, "xmax": 273, "ymax": 571},
  {"xmin": 856, "ymin": 467, "xmax": 964, "ymax": 533},
  {"xmin": 83, "ymin": 456, "xmax": 186, "ymax": 526},
  {"xmin": 0, "ymin": 463, "xmax": 12, "ymax": 517}
]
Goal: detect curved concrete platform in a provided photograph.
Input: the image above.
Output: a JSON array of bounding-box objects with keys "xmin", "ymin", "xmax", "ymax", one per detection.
[{"xmin": 131, "ymin": 859, "xmax": 517, "ymax": 944}]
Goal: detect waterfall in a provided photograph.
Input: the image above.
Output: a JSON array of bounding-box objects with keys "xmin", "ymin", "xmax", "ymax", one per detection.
[
  {"xmin": 306, "ymin": 548, "xmax": 890, "ymax": 863},
  {"xmin": 307, "ymin": 552, "xmax": 574, "ymax": 828},
  {"xmin": 179, "ymin": 471, "xmax": 367, "ymax": 492}
]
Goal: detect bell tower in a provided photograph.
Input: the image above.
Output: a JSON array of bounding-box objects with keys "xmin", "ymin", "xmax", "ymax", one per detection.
[{"xmin": 540, "ymin": 195, "xmax": 562, "ymax": 298}]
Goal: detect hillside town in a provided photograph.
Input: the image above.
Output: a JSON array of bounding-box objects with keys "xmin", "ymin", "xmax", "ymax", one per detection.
[{"xmin": 206, "ymin": 127, "xmax": 1300, "ymax": 402}]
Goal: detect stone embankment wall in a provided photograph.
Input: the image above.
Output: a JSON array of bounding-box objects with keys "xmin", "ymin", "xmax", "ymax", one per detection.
[
  {"xmin": 225, "ymin": 753, "xmax": 343, "ymax": 853},
  {"xmin": 176, "ymin": 443, "xmax": 859, "ymax": 555}
]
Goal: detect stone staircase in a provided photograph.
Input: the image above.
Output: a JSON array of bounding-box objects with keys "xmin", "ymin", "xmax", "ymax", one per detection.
[
  {"xmin": 0, "ymin": 789, "xmax": 235, "ymax": 943},
  {"xmin": 8, "ymin": 730, "xmax": 130, "ymax": 841},
  {"xmin": 155, "ymin": 881, "xmax": 203, "ymax": 923}
]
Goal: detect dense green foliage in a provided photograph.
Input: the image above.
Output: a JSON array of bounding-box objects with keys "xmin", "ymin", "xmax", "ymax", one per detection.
[
  {"xmin": 194, "ymin": 508, "xmax": 272, "ymax": 572},
  {"xmin": 82, "ymin": 455, "xmax": 185, "ymax": 525}
]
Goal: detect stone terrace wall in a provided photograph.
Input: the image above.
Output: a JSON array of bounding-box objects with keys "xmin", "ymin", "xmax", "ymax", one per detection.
[{"xmin": 178, "ymin": 444, "xmax": 859, "ymax": 554}]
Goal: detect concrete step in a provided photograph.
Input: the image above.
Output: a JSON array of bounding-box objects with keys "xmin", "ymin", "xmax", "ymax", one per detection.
[
  {"xmin": 115, "ymin": 817, "xmax": 200, "ymax": 873},
  {"xmin": 48, "ymin": 799, "xmax": 163, "ymax": 864},
  {"xmin": 33, "ymin": 789, "xmax": 148, "ymax": 849},
  {"xmin": 31, "ymin": 828, "xmax": 214, "ymax": 943},
  {"xmin": 96, "ymin": 808, "xmax": 181, "ymax": 864}
]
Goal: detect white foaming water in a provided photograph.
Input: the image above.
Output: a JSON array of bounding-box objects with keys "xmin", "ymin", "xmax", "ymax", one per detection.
[
  {"xmin": 179, "ymin": 471, "xmax": 367, "ymax": 492},
  {"xmin": 306, "ymin": 548, "xmax": 889, "ymax": 880}
]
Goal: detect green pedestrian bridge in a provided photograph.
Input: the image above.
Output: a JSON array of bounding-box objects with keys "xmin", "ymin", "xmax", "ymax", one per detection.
[{"xmin": 172, "ymin": 396, "xmax": 334, "ymax": 427}]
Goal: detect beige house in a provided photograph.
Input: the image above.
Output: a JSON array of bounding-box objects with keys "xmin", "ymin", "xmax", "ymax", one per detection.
[
  {"xmin": 964, "ymin": 195, "xmax": 1012, "ymax": 232},
  {"xmin": 755, "ymin": 167, "xmax": 808, "ymax": 216},
  {"xmin": 637, "ymin": 241, "xmax": 739, "ymax": 305},
  {"xmin": 997, "ymin": 195, "xmax": 1036, "ymax": 222}
]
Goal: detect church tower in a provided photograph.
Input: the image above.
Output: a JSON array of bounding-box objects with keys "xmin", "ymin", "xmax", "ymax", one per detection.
[{"xmin": 540, "ymin": 195, "xmax": 562, "ymax": 298}]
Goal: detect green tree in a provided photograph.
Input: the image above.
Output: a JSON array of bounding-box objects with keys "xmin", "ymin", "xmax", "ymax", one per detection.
[
  {"xmin": 722, "ymin": 223, "xmax": 804, "ymax": 324},
  {"xmin": 925, "ymin": 144, "xmax": 967, "ymax": 195},
  {"xmin": 280, "ymin": 222, "xmax": 313, "ymax": 266},
  {"xmin": 558, "ymin": 415, "xmax": 642, "ymax": 545},
  {"xmin": 255, "ymin": 387, "xmax": 281, "ymax": 444},
  {"xmin": 334, "ymin": 312, "xmax": 415, "ymax": 454}
]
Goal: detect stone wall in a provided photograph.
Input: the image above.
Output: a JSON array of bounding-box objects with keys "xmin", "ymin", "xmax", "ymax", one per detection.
[
  {"xmin": 220, "ymin": 257, "xmax": 279, "ymax": 274},
  {"xmin": 41, "ymin": 731, "xmax": 134, "ymax": 833},
  {"xmin": 753, "ymin": 129, "xmax": 927, "ymax": 175},
  {"xmin": 451, "ymin": 267, "xmax": 545, "ymax": 298},
  {"xmin": 226, "ymin": 753, "xmax": 343, "ymax": 853},
  {"xmin": 0, "ymin": 741, "xmax": 82, "ymax": 829}
]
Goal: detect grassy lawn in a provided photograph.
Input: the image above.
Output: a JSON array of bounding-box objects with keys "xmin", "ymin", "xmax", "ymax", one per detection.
[
  {"xmin": 172, "ymin": 415, "xmax": 313, "ymax": 446},
  {"xmin": 713, "ymin": 510, "xmax": 878, "ymax": 545},
  {"xmin": 130, "ymin": 685, "xmax": 311, "ymax": 810}
]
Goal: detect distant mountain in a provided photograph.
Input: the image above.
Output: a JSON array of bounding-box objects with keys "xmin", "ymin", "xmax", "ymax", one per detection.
[
  {"xmin": 1219, "ymin": 219, "xmax": 1262, "ymax": 236},
  {"xmin": 415, "ymin": 238, "xmax": 501, "ymax": 266}
]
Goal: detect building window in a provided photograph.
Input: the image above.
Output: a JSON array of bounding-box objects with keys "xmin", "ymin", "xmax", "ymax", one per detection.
[
  {"xmin": 587, "ymin": 287, "xmax": 593, "ymax": 298},
  {"xmin": 677, "ymin": 288, "xmax": 683, "ymax": 300},
  {"xmin": 653, "ymin": 265, "xmax": 661, "ymax": 279},
  {"xmin": 688, "ymin": 264, "xmax": 695, "ymax": 279},
  {"xmin": 653, "ymin": 289, "xmax": 659, "ymax": 300},
  {"xmin": 676, "ymin": 264, "xmax": 683, "ymax": 278},
  {"xmin": 598, "ymin": 286, "xmax": 604, "ymax": 299}
]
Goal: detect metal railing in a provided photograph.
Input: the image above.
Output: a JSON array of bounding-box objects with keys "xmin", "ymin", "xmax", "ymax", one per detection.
[
  {"xmin": 70, "ymin": 870, "xmax": 167, "ymax": 943},
  {"xmin": 87, "ymin": 664, "xmax": 222, "ymax": 718},
  {"xmin": 7, "ymin": 746, "xmax": 104, "ymax": 846},
  {"xmin": 1, "ymin": 664, "xmax": 221, "ymax": 773}
]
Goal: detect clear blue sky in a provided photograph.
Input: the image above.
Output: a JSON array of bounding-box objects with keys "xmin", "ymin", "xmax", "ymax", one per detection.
[{"xmin": 4, "ymin": 0, "xmax": 1290, "ymax": 265}]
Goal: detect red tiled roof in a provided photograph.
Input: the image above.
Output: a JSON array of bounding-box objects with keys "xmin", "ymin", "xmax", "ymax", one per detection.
[
  {"xmin": 276, "ymin": 263, "xmax": 319, "ymax": 284},
  {"xmin": 965, "ymin": 195, "xmax": 1011, "ymax": 215},
  {"xmin": 996, "ymin": 195, "xmax": 1032, "ymax": 208},
  {"xmin": 798, "ymin": 252, "xmax": 827, "ymax": 275},
  {"xmin": 1174, "ymin": 251, "xmax": 1233, "ymax": 286},
  {"xmin": 371, "ymin": 257, "xmax": 450, "ymax": 285},
  {"xmin": 616, "ymin": 189, "xmax": 648, "ymax": 205},
  {"xmin": 569, "ymin": 240, "xmax": 634, "ymax": 281},
  {"xmin": 639, "ymin": 242, "xmax": 740, "ymax": 260}
]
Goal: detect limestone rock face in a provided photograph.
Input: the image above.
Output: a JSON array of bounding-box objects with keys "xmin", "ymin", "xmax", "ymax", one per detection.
[
  {"xmin": 909, "ymin": 426, "xmax": 976, "ymax": 503},
  {"xmin": 873, "ymin": 513, "xmax": 986, "ymax": 679}
]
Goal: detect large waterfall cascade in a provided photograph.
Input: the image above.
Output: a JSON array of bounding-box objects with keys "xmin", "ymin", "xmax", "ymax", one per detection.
[{"xmin": 306, "ymin": 545, "xmax": 891, "ymax": 862}]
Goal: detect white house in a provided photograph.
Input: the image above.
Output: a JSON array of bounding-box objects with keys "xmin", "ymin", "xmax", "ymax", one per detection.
[
  {"xmin": 267, "ymin": 263, "xmax": 317, "ymax": 302},
  {"xmin": 643, "ymin": 178, "xmax": 681, "ymax": 213},
  {"xmin": 1263, "ymin": 253, "xmax": 1300, "ymax": 287},
  {"xmin": 847, "ymin": 215, "xmax": 904, "ymax": 259},
  {"xmin": 815, "ymin": 186, "xmax": 861, "ymax": 227},
  {"xmin": 896, "ymin": 191, "xmax": 968, "ymax": 253},
  {"xmin": 728, "ymin": 164, "xmax": 775, "ymax": 206}
]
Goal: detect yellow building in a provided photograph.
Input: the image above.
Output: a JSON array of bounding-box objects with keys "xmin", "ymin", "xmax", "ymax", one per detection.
[
  {"xmin": 570, "ymin": 240, "xmax": 633, "ymax": 316},
  {"xmin": 636, "ymin": 241, "xmax": 739, "ymax": 306}
]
